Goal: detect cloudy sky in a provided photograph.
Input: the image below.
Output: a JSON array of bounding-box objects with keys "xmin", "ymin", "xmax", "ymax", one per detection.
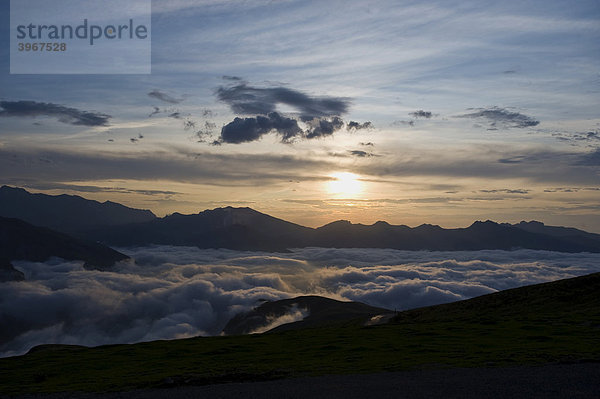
[{"xmin": 1, "ymin": 0, "xmax": 599, "ymax": 231}]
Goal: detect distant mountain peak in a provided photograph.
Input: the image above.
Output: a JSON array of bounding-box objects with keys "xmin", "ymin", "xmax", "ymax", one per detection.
[
  {"xmin": 516, "ymin": 220, "xmax": 545, "ymax": 227},
  {"xmin": 322, "ymin": 220, "xmax": 352, "ymax": 227},
  {"xmin": 470, "ymin": 220, "xmax": 500, "ymax": 227},
  {"xmin": 373, "ymin": 220, "xmax": 390, "ymax": 226},
  {"xmin": 415, "ymin": 223, "xmax": 442, "ymax": 229}
]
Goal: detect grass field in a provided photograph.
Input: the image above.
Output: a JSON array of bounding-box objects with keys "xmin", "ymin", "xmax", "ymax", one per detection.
[{"xmin": 1, "ymin": 272, "xmax": 599, "ymax": 395}]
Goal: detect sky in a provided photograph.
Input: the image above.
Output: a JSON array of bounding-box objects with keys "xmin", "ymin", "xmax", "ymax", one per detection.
[{"xmin": 0, "ymin": 0, "xmax": 599, "ymax": 231}]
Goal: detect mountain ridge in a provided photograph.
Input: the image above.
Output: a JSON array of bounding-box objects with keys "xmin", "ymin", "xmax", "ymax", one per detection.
[
  {"xmin": 0, "ymin": 185, "xmax": 156, "ymax": 236},
  {"xmin": 1, "ymin": 186, "xmax": 599, "ymax": 253},
  {"xmin": 0, "ymin": 216, "xmax": 129, "ymax": 274}
]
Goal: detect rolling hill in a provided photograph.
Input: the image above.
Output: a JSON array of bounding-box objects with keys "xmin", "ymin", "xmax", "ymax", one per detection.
[{"xmin": 223, "ymin": 296, "xmax": 390, "ymax": 335}]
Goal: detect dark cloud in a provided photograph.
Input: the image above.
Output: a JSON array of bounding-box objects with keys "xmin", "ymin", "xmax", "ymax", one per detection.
[
  {"xmin": 195, "ymin": 121, "xmax": 217, "ymax": 142},
  {"xmin": 458, "ymin": 107, "xmax": 539, "ymax": 129},
  {"xmin": 480, "ymin": 189, "xmax": 530, "ymax": 194},
  {"xmin": 305, "ymin": 117, "xmax": 345, "ymax": 139},
  {"xmin": 220, "ymin": 112, "xmax": 303, "ymax": 144},
  {"xmin": 2, "ymin": 246, "xmax": 598, "ymax": 356},
  {"xmin": 217, "ymin": 83, "xmax": 349, "ymax": 120},
  {"xmin": 0, "ymin": 100, "xmax": 110, "ymax": 126},
  {"xmin": 409, "ymin": 110, "xmax": 433, "ymax": 119},
  {"xmin": 544, "ymin": 187, "xmax": 600, "ymax": 193},
  {"xmin": 552, "ymin": 130, "xmax": 600, "ymax": 145},
  {"xmin": 222, "ymin": 75, "xmax": 243, "ymax": 81},
  {"xmin": 183, "ymin": 119, "xmax": 196, "ymax": 131},
  {"xmin": 215, "ymin": 81, "xmax": 355, "ymax": 144},
  {"xmin": 392, "ymin": 120, "xmax": 415, "ymax": 127},
  {"xmin": 347, "ymin": 121, "xmax": 373, "ymax": 131},
  {"xmin": 498, "ymin": 156, "xmax": 528, "ymax": 164},
  {"xmin": 349, "ymin": 150, "xmax": 377, "ymax": 158},
  {"xmin": 576, "ymin": 148, "xmax": 600, "ymax": 166},
  {"xmin": 360, "ymin": 142, "xmax": 375, "ymax": 147},
  {"xmin": 147, "ymin": 90, "xmax": 183, "ymax": 104},
  {"xmin": 148, "ymin": 106, "xmax": 161, "ymax": 117}
]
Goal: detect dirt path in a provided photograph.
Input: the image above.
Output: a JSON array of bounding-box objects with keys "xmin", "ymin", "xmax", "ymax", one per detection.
[{"xmin": 4, "ymin": 363, "xmax": 600, "ymax": 399}]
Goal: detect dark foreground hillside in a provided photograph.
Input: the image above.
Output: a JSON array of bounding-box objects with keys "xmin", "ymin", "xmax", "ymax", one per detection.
[
  {"xmin": 0, "ymin": 273, "xmax": 598, "ymax": 396},
  {"xmin": 4, "ymin": 364, "xmax": 598, "ymax": 399}
]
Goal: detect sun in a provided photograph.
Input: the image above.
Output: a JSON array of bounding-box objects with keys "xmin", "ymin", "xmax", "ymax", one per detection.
[{"xmin": 327, "ymin": 172, "xmax": 362, "ymax": 196}]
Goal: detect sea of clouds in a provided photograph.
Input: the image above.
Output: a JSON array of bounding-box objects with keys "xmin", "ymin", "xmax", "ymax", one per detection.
[{"xmin": 2, "ymin": 246, "xmax": 600, "ymax": 357}]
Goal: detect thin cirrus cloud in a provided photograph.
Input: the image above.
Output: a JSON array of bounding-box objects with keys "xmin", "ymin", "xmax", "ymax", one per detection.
[
  {"xmin": 0, "ymin": 100, "xmax": 111, "ymax": 127},
  {"xmin": 1, "ymin": 144, "xmax": 599, "ymax": 189},
  {"xmin": 1, "ymin": 246, "xmax": 599, "ymax": 357}
]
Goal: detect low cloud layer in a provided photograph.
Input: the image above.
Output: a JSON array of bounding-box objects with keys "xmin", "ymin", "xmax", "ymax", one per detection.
[
  {"xmin": 2, "ymin": 247, "xmax": 599, "ymax": 357},
  {"xmin": 0, "ymin": 101, "xmax": 111, "ymax": 127},
  {"xmin": 458, "ymin": 107, "xmax": 539, "ymax": 129}
]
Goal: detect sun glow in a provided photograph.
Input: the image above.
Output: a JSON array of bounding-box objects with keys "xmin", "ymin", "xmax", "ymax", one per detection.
[{"xmin": 327, "ymin": 172, "xmax": 363, "ymax": 196}]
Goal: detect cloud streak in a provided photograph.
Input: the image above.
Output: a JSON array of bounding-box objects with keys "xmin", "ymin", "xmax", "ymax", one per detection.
[
  {"xmin": 147, "ymin": 90, "xmax": 184, "ymax": 104},
  {"xmin": 1, "ymin": 246, "xmax": 599, "ymax": 357},
  {"xmin": 458, "ymin": 107, "xmax": 539, "ymax": 129},
  {"xmin": 0, "ymin": 101, "xmax": 111, "ymax": 127}
]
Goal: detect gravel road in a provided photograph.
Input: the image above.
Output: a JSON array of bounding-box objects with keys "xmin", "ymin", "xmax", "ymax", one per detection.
[{"xmin": 4, "ymin": 363, "xmax": 599, "ymax": 399}]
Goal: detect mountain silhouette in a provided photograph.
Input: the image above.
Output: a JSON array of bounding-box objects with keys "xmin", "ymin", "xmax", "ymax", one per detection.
[
  {"xmin": 88, "ymin": 206, "xmax": 313, "ymax": 251},
  {"xmin": 0, "ymin": 186, "xmax": 156, "ymax": 237},
  {"xmin": 87, "ymin": 210, "xmax": 600, "ymax": 252},
  {"xmin": 2, "ymin": 187, "xmax": 599, "ymax": 253},
  {"xmin": 0, "ymin": 216, "xmax": 128, "ymax": 271}
]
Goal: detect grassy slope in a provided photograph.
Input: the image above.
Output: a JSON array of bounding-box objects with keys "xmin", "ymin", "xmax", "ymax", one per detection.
[{"xmin": 1, "ymin": 273, "xmax": 599, "ymax": 395}]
